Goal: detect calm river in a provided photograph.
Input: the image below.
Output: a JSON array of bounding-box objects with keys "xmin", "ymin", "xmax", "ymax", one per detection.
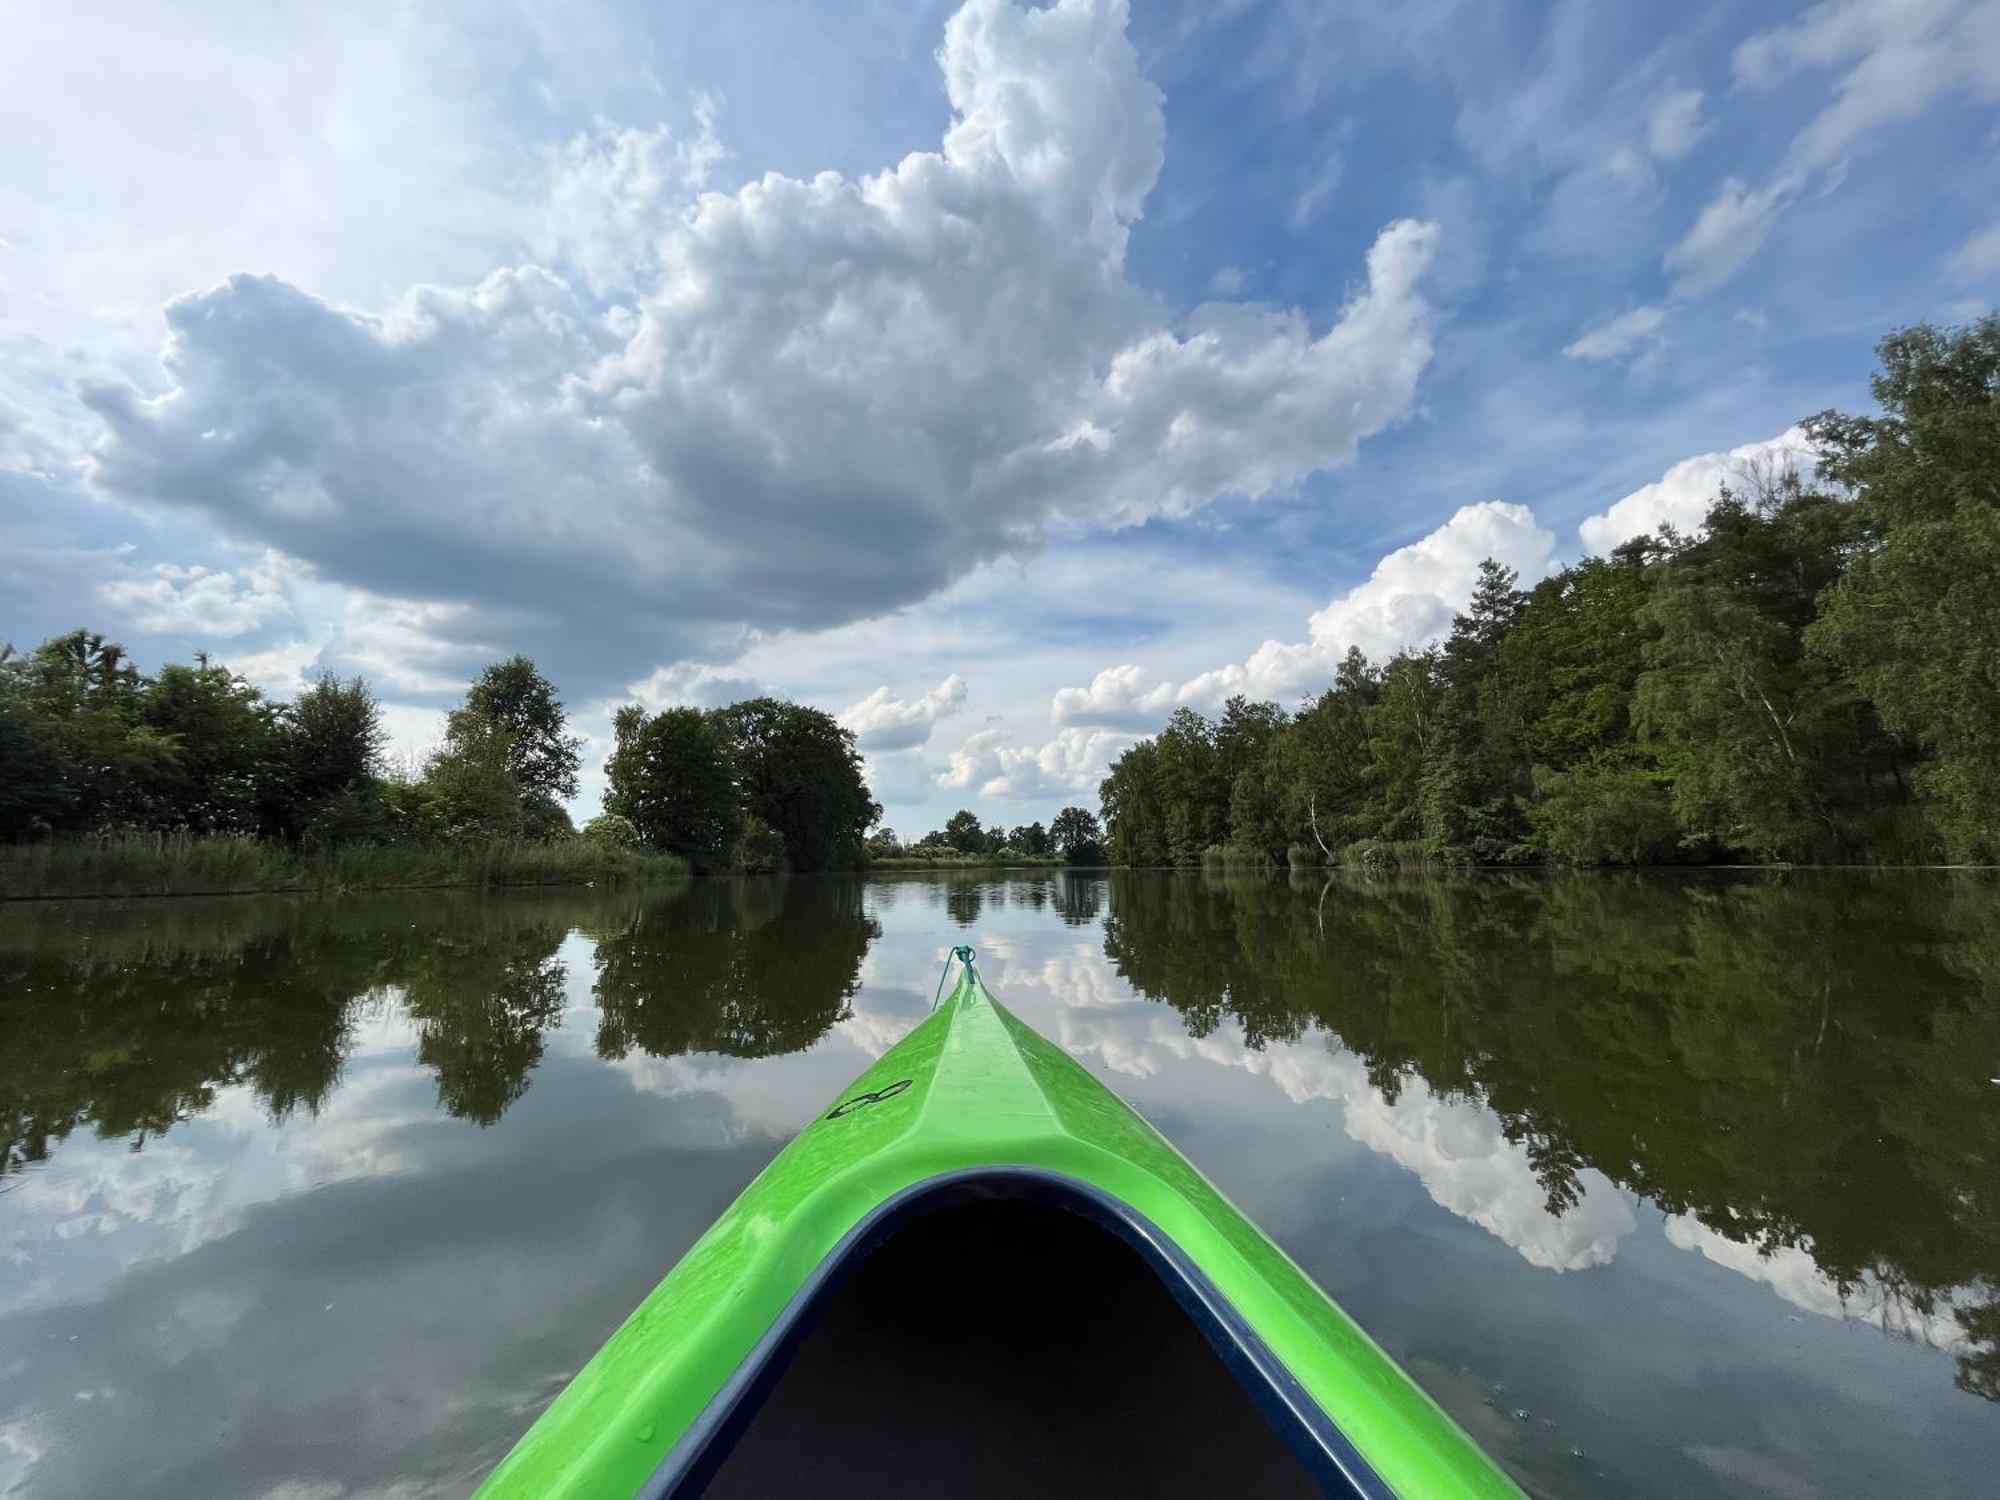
[{"xmin": 2, "ymin": 871, "xmax": 1996, "ymax": 1497}]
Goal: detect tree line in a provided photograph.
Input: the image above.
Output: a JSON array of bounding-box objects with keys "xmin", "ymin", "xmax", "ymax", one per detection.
[
  {"xmin": 1101, "ymin": 318, "xmax": 2000, "ymax": 867},
  {"xmin": 0, "ymin": 639, "xmax": 586, "ymax": 848},
  {"xmin": 0, "ymin": 639, "xmax": 880, "ymax": 873},
  {"xmin": 866, "ymin": 806, "xmax": 1105, "ymax": 863}
]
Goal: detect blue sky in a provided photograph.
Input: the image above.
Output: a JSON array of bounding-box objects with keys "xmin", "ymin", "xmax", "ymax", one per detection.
[{"xmin": 3, "ymin": 0, "xmax": 1997, "ymax": 835}]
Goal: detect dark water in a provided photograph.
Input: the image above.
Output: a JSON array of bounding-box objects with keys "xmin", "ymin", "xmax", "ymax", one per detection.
[{"xmin": 1, "ymin": 871, "xmax": 1996, "ymax": 1499}]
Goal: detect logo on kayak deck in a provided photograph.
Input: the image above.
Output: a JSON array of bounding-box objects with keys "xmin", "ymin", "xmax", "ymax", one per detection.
[{"xmin": 827, "ymin": 1078, "xmax": 912, "ymax": 1120}]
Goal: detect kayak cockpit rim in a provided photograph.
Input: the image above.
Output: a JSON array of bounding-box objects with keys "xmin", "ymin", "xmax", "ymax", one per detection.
[{"xmin": 635, "ymin": 1165, "xmax": 1395, "ymax": 1500}]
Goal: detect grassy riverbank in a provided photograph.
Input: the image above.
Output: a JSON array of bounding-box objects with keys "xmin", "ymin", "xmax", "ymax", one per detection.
[{"xmin": 0, "ymin": 833, "xmax": 690, "ymax": 900}]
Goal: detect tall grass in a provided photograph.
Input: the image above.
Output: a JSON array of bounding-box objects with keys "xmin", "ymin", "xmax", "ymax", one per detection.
[
  {"xmin": 1198, "ymin": 843, "xmax": 1279, "ymax": 869},
  {"xmin": 0, "ymin": 832, "xmax": 689, "ymax": 900},
  {"xmin": 1337, "ymin": 838, "xmax": 1439, "ymax": 872}
]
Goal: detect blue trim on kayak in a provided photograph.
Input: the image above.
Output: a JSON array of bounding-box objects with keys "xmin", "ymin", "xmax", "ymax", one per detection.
[{"xmin": 635, "ymin": 1166, "xmax": 1394, "ymax": 1500}]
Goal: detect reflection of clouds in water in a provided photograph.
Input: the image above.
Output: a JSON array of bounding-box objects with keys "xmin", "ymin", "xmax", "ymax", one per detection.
[
  {"xmin": 1039, "ymin": 971, "xmax": 1635, "ymax": 1273},
  {"xmin": 1664, "ymin": 1215, "xmax": 1967, "ymax": 1349},
  {"xmin": 1008, "ymin": 951, "xmax": 1131, "ymax": 1011},
  {"xmin": 348, "ymin": 993, "xmax": 422, "ymax": 1055},
  {"xmin": 609, "ymin": 1050, "xmax": 841, "ymax": 1143},
  {"xmin": 838, "ymin": 984, "xmax": 936, "ymax": 1060},
  {"xmin": 3, "ymin": 1093, "xmax": 263, "ymax": 1304},
  {"xmin": 1343, "ymin": 1074, "xmax": 1635, "ymax": 1273},
  {"xmin": 5, "ymin": 1059, "xmax": 451, "ymax": 1314},
  {"xmin": 839, "ymin": 1006, "xmax": 918, "ymax": 1061},
  {"xmin": 278, "ymin": 1065, "xmax": 448, "ymax": 1191},
  {"xmin": 0, "ymin": 1421, "xmax": 43, "ymax": 1496}
]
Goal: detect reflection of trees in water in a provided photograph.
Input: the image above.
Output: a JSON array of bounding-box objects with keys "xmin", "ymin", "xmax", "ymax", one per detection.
[
  {"xmin": 1103, "ymin": 868, "xmax": 2000, "ymax": 1399},
  {"xmin": 593, "ymin": 878, "xmax": 878, "ymax": 1061},
  {"xmin": 945, "ymin": 878, "xmax": 984, "ymax": 927},
  {"xmin": 0, "ymin": 876, "xmax": 881, "ymax": 1164},
  {"xmin": 0, "ymin": 888, "xmax": 643, "ymax": 1168},
  {"xmin": 394, "ymin": 938, "xmax": 570, "ymax": 1127},
  {"xmin": 1056, "ymin": 873, "xmax": 1103, "ymax": 927}
]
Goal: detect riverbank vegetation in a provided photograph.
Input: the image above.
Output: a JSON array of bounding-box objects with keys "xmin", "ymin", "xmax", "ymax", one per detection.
[
  {"xmin": 0, "ymin": 831, "xmax": 686, "ymax": 900},
  {"xmin": 863, "ymin": 805, "xmax": 1105, "ymax": 866},
  {"xmin": 1101, "ymin": 318, "xmax": 2000, "ymax": 868},
  {"xmin": 0, "ymin": 632, "xmax": 861, "ymax": 894}
]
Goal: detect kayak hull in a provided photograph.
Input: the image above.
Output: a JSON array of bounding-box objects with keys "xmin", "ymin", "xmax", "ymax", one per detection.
[{"xmin": 476, "ymin": 969, "xmax": 1522, "ymax": 1498}]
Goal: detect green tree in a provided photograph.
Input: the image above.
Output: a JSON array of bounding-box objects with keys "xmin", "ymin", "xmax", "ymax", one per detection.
[
  {"xmin": 1267, "ymin": 648, "xmax": 1377, "ymax": 860},
  {"xmin": 1100, "ymin": 740, "xmax": 1168, "ymax": 865},
  {"xmin": 604, "ymin": 706, "xmax": 741, "ymax": 869},
  {"xmin": 140, "ymin": 655, "xmax": 283, "ymax": 834},
  {"xmin": 282, "ymin": 674, "xmax": 385, "ymax": 824},
  {"xmin": 1528, "ymin": 761, "xmax": 1677, "ymax": 865},
  {"xmin": 709, "ymin": 698, "xmax": 878, "ymax": 870},
  {"xmin": 581, "ymin": 812, "xmax": 640, "ymax": 849},
  {"xmin": 0, "ymin": 630, "xmax": 175, "ymax": 831},
  {"xmin": 416, "ymin": 725, "xmax": 525, "ymax": 842},
  {"xmin": 1807, "ymin": 316, "xmax": 2000, "ymax": 857},
  {"xmin": 1154, "ymin": 707, "xmax": 1224, "ymax": 864},
  {"xmin": 1365, "ymin": 650, "xmax": 1446, "ymax": 839},
  {"xmin": 943, "ymin": 809, "xmax": 987, "ymax": 853},
  {"xmin": 1008, "ymin": 821, "xmax": 1050, "ymax": 855},
  {"xmin": 1051, "ymin": 805, "xmax": 1104, "ymax": 864},
  {"xmin": 1492, "ymin": 556, "xmax": 1651, "ymax": 769},
  {"xmin": 445, "ymin": 655, "xmax": 582, "ymax": 802},
  {"xmin": 1634, "ymin": 489, "xmax": 1892, "ymax": 859}
]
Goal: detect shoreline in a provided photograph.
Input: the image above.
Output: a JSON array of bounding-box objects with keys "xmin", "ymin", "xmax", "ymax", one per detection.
[{"xmin": 6, "ymin": 858, "xmax": 1993, "ymax": 905}]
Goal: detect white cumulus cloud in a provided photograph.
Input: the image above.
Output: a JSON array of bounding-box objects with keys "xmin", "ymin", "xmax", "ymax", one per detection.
[
  {"xmin": 1577, "ymin": 426, "xmax": 1818, "ymax": 555},
  {"xmin": 100, "ymin": 551, "xmax": 296, "ymax": 638},
  {"xmin": 1050, "ymin": 663, "xmax": 1178, "ymax": 729},
  {"xmin": 628, "ymin": 661, "xmax": 767, "ymax": 711},
  {"xmin": 81, "ymin": 0, "xmax": 1440, "ymax": 698},
  {"xmin": 935, "ymin": 725, "xmax": 1126, "ymax": 801},
  {"xmin": 839, "ymin": 673, "xmax": 969, "ymax": 751},
  {"xmin": 538, "ymin": 101, "xmax": 726, "ymax": 297},
  {"xmin": 1052, "ymin": 501, "xmax": 1557, "ymax": 723}
]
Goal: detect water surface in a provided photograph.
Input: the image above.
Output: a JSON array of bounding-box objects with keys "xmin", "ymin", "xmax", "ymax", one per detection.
[{"xmin": 2, "ymin": 871, "xmax": 1996, "ymax": 1497}]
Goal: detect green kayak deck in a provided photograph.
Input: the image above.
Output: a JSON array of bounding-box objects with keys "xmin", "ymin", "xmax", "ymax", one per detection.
[{"xmin": 476, "ymin": 954, "xmax": 1522, "ymax": 1498}]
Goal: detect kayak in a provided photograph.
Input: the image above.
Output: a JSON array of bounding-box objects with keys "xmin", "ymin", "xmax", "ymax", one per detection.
[{"xmin": 476, "ymin": 948, "xmax": 1522, "ymax": 1498}]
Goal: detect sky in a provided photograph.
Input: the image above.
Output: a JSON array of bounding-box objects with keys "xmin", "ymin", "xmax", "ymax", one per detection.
[{"xmin": 3, "ymin": 0, "xmax": 1997, "ymax": 836}]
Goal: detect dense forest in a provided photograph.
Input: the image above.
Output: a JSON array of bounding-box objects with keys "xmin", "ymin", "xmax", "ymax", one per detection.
[{"xmin": 1101, "ymin": 318, "xmax": 2000, "ymax": 868}]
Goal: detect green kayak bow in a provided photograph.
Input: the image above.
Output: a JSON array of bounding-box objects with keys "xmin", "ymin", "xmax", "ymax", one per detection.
[{"xmin": 477, "ymin": 949, "xmax": 1521, "ymax": 1498}]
